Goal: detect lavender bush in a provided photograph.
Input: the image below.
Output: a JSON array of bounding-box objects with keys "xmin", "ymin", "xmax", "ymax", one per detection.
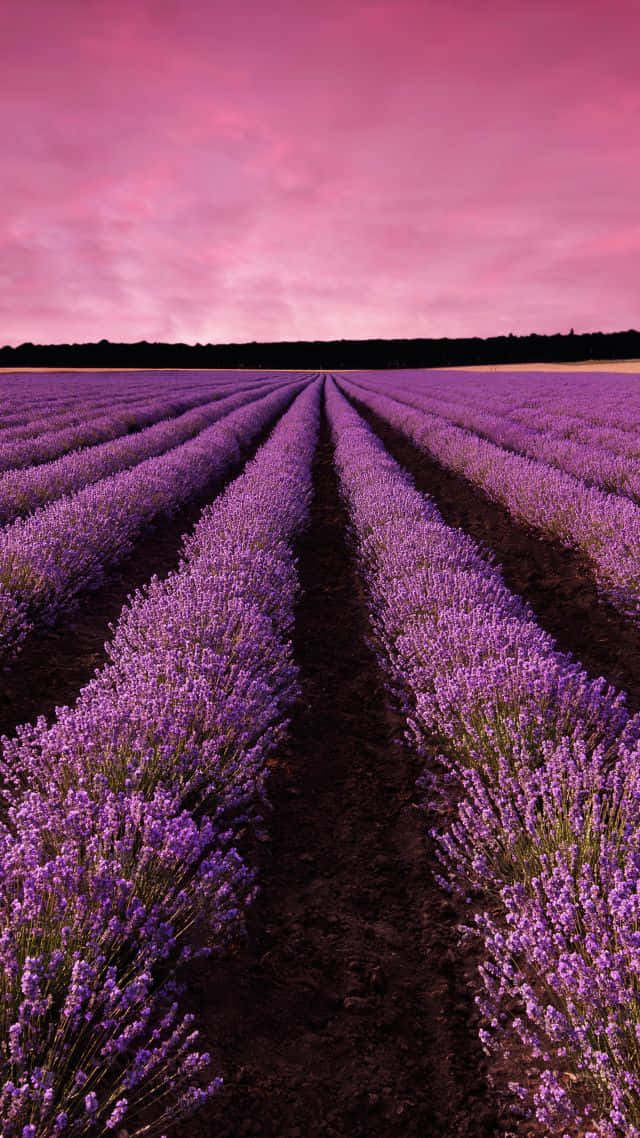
[
  {"xmin": 0, "ymin": 388, "xmax": 220, "ymax": 475},
  {"xmin": 0, "ymin": 378, "xmax": 321, "ymax": 1136},
  {"xmin": 326, "ymin": 378, "xmax": 640, "ymax": 1135}
]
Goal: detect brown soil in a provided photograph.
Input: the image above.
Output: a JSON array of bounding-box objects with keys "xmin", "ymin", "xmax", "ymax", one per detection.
[
  {"xmin": 0, "ymin": 404, "xmax": 290, "ymax": 739},
  {"xmin": 347, "ymin": 393, "xmax": 640, "ymax": 715},
  {"xmin": 178, "ymin": 419, "xmax": 498, "ymax": 1138}
]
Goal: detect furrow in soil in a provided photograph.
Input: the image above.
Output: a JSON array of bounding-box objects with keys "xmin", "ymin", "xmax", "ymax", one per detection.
[{"xmin": 181, "ymin": 416, "xmax": 497, "ymax": 1138}]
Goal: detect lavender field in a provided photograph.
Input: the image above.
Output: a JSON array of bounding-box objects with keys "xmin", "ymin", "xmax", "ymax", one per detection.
[{"xmin": 2, "ymin": 367, "xmax": 640, "ymax": 1138}]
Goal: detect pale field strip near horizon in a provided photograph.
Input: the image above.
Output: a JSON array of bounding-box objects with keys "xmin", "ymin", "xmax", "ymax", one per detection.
[
  {"xmin": 3, "ymin": 360, "xmax": 640, "ymax": 375},
  {"xmin": 450, "ymin": 360, "xmax": 640, "ymax": 372}
]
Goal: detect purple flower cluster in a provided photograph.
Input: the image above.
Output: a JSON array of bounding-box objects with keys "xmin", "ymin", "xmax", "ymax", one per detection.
[
  {"xmin": 0, "ymin": 371, "xmax": 242, "ymax": 433},
  {"xmin": 459, "ymin": 380, "xmax": 640, "ymax": 462},
  {"xmin": 0, "ymin": 378, "xmax": 321, "ymax": 1136},
  {"xmin": 0, "ymin": 377, "xmax": 298, "ymax": 525},
  {"xmin": 0, "ymin": 368, "xmax": 251, "ymax": 416},
  {"xmin": 0, "ymin": 382, "xmax": 303, "ymax": 661},
  {"xmin": 326, "ymin": 378, "xmax": 640, "ymax": 1135},
  {"xmin": 337, "ymin": 376, "xmax": 640, "ymax": 621}
]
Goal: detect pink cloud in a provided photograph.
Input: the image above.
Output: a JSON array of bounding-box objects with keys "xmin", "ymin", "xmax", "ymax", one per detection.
[{"xmin": 1, "ymin": 0, "xmax": 639, "ymax": 344}]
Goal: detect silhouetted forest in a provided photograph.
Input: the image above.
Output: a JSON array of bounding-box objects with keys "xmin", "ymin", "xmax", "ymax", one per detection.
[{"xmin": 2, "ymin": 329, "xmax": 640, "ymax": 369}]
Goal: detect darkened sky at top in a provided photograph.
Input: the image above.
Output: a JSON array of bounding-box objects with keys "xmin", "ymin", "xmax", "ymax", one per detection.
[{"xmin": 2, "ymin": 0, "xmax": 639, "ymax": 344}]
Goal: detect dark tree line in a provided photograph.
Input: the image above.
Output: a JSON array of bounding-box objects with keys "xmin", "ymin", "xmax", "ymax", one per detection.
[{"xmin": 1, "ymin": 329, "xmax": 640, "ymax": 370}]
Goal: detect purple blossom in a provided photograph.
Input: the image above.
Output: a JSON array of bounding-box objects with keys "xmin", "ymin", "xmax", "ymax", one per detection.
[{"xmin": 83, "ymin": 1094, "xmax": 98, "ymax": 1115}]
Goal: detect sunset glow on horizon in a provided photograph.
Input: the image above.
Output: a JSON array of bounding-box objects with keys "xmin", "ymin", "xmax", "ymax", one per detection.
[{"xmin": 2, "ymin": 0, "xmax": 639, "ymax": 345}]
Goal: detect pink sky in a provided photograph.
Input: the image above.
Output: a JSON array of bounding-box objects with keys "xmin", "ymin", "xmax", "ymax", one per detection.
[{"xmin": 1, "ymin": 0, "xmax": 639, "ymax": 345}]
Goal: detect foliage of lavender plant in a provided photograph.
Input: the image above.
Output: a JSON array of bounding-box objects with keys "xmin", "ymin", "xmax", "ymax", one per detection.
[
  {"xmin": 0, "ymin": 382, "xmax": 303, "ymax": 662},
  {"xmin": 0, "ymin": 378, "xmax": 321, "ymax": 1137},
  {"xmin": 326, "ymin": 378, "xmax": 640, "ymax": 1136},
  {"xmin": 337, "ymin": 376, "xmax": 640, "ymax": 622}
]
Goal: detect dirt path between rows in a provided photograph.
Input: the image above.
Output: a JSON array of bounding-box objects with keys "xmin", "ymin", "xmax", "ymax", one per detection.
[
  {"xmin": 180, "ymin": 418, "xmax": 497, "ymax": 1138},
  {"xmin": 347, "ymin": 393, "xmax": 640, "ymax": 715},
  {"xmin": 0, "ymin": 403, "xmax": 291, "ymax": 740}
]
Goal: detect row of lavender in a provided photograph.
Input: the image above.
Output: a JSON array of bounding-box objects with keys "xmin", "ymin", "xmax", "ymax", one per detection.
[
  {"xmin": 0, "ymin": 373, "xmax": 293, "ymax": 473},
  {"xmin": 0, "ymin": 370, "xmax": 262, "ymax": 421},
  {"xmin": 352, "ymin": 368, "xmax": 640, "ymax": 465},
  {"xmin": 374, "ymin": 368, "xmax": 640, "ymax": 434},
  {"xmin": 0, "ymin": 391, "xmax": 172, "ymax": 444},
  {"xmin": 458, "ymin": 384, "xmax": 640, "ymax": 458},
  {"xmin": 501, "ymin": 397, "xmax": 640, "ymax": 449},
  {"xmin": 0, "ymin": 381, "xmax": 303, "ymax": 663},
  {"xmin": 352, "ymin": 372, "xmax": 640, "ymax": 501},
  {"xmin": 0, "ymin": 388, "xmax": 221, "ymax": 472},
  {"xmin": 338, "ymin": 377, "xmax": 640, "ymax": 621},
  {"xmin": 0, "ymin": 379, "xmax": 321, "ymax": 1137},
  {"xmin": 0, "ymin": 373, "xmax": 220, "ymax": 434},
  {"xmin": 0, "ymin": 371, "xmax": 252, "ymax": 440},
  {"xmin": 326, "ymin": 379, "xmax": 640, "ymax": 1136},
  {"xmin": 0, "ymin": 377, "xmax": 299, "ymax": 526}
]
